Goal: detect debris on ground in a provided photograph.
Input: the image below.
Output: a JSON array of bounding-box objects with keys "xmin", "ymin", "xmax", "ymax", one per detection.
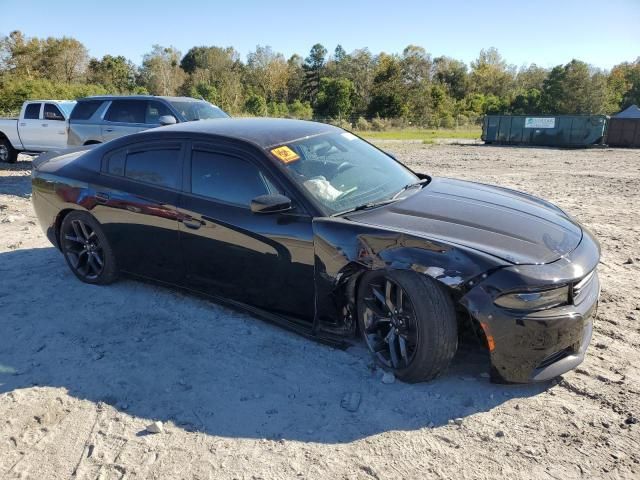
[
  {"xmin": 340, "ymin": 392, "xmax": 362, "ymax": 412},
  {"xmin": 145, "ymin": 421, "xmax": 164, "ymax": 434},
  {"xmin": 381, "ymin": 372, "xmax": 395, "ymax": 384}
]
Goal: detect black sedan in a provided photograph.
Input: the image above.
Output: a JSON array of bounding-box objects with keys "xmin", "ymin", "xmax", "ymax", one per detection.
[{"xmin": 31, "ymin": 119, "xmax": 600, "ymax": 383}]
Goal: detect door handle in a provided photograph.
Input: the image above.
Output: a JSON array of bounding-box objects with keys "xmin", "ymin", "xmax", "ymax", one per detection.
[
  {"xmin": 181, "ymin": 218, "xmax": 205, "ymax": 229},
  {"xmin": 19, "ymin": 123, "xmax": 26, "ymax": 127},
  {"xmin": 95, "ymin": 192, "xmax": 110, "ymax": 204},
  {"xmin": 104, "ymin": 128, "xmax": 114, "ymax": 133},
  {"xmin": 42, "ymin": 123, "xmax": 48, "ymax": 127}
]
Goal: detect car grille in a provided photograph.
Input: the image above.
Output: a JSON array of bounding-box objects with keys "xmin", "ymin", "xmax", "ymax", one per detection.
[{"xmin": 572, "ymin": 270, "xmax": 595, "ymax": 305}]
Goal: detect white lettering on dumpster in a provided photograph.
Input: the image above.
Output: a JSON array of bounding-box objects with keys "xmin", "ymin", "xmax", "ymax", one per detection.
[{"xmin": 525, "ymin": 117, "xmax": 555, "ymax": 129}]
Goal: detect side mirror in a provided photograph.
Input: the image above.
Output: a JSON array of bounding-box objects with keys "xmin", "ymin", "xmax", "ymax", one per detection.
[
  {"xmin": 158, "ymin": 115, "xmax": 177, "ymax": 126},
  {"xmin": 250, "ymin": 194, "xmax": 292, "ymax": 214}
]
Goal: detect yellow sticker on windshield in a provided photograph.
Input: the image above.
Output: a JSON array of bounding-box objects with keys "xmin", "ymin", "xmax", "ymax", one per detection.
[{"xmin": 271, "ymin": 146, "xmax": 300, "ymax": 164}]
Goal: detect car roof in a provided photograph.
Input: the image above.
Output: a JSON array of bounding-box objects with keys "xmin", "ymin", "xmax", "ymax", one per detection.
[
  {"xmin": 146, "ymin": 118, "xmax": 341, "ymax": 149},
  {"xmin": 25, "ymin": 99, "xmax": 77, "ymax": 103},
  {"xmin": 78, "ymin": 95, "xmax": 203, "ymax": 102}
]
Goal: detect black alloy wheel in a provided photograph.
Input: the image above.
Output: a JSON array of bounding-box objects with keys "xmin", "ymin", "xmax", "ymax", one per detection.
[
  {"xmin": 361, "ymin": 276, "xmax": 418, "ymax": 369},
  {"xmin": 357, "ymin": 270, "xmax": 458, "ymax": 383},
  {"xmin": 60, "ymin": 212, "xmax": 118, "ymax": 284}
]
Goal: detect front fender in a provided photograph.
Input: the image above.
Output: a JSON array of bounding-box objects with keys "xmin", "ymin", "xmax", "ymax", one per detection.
[{"xmin": 312, "ymin": 217, "xmax": 507, "ymax": 332}]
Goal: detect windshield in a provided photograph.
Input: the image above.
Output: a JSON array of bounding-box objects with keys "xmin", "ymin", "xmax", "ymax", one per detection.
[
  {"xmin": 272, "ymin": 131, "xmax": 419, "ymax": 214},
  {"xmin": 58, "ymin": 101, "xmax": 76, "ymax": 115},
  {"xmin": 168, "ymin": 100, "xmax": 229, "ymax": 121}
]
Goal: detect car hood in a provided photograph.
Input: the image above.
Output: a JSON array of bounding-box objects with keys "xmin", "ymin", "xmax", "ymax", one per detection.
[{"xmin": 346, "ymin": 177, "xmax": 582, "ymax": 265}]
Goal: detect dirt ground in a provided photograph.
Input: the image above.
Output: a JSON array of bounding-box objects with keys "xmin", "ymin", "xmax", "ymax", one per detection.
[{"xmin": 0, "ymin": 144, "xmax": 639, "ymax": 479}]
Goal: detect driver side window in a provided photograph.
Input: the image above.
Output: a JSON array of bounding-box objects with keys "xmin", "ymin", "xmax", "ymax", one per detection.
[
  {"xmin": 191, "ymin": 150, "xmax": 274, "ymax": 207},
  {"xmin": 44, "ymin": 103, "xmax": 65, "ymax": 121}
]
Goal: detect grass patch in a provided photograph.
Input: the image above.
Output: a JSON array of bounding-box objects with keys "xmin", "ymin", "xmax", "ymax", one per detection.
[{"xmin": 359, "ymin": 128, "xmax": 481, "ymax": 142}]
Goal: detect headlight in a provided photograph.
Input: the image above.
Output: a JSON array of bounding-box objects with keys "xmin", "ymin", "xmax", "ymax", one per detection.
[{"xmin": 494, "ymin": 285, "xmax": 569, "ymax": 311}]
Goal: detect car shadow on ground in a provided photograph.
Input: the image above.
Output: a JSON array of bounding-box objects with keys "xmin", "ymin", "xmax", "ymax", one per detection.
[{"xmin": 0, "ymin": 247, "xmax": 551, "ymax": 443}]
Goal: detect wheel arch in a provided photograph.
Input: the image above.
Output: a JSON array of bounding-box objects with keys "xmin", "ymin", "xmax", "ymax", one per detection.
[
  {"xmin": 54, "ymin": 207, "xmax": 99, "ymax": 250},
  {"xmin": 312, "ymin": 217, "xmax": 503, "ymax": 336}
]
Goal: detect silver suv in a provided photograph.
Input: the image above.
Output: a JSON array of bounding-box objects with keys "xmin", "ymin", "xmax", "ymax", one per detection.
[{"xmin": 67, "ymin": 95, "xmax": 229, "ymax": 146}]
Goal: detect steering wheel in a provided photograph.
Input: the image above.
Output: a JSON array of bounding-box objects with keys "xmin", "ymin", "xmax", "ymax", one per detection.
[{"xmin": 336, "ymin": 162, "xmax": 355, "ymax": 175}]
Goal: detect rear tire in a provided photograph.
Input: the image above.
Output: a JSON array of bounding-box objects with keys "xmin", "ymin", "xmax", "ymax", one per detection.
[
  {"xmin": 357, "ymin": 270, "xmax": 458, "ymax": 383},
  {"xmin": 0, "ymin": 138, "xmax": 18, "ymax": 163},
  {"xmin": 60, "ymin": 211, "xmax": 118, "ymax": 285}
]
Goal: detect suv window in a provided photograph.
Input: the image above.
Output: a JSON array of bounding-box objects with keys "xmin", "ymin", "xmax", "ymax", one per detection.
[
  {"xmin": 70, "ymin": 100, "xmax": 102, "ymax": 120},
  {"xmin": 124, "ymin": 147, "xmax": 181, "ymax": 189},
  {"xmin": 145, "ymin": 101, "xmax": 174, "ymax": 124},
  {"xmin": 191, "ymin": 150, "xmax": 269, "ymax": 206},
  {"xmin": 105, "ymin": 100, "xmax": 146, "ymax": 124},
  {"xmin": 24, "ymin": 103, "xmax": 41, "ymax": 119},
  {"xmin": 44, "ymin": 104, "xmax": 65, "ymax": 121}
]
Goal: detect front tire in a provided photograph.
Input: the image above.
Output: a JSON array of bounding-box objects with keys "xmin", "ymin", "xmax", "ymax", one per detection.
[
  {"xmin": 357, "ymin": 270, "xmax": 458, "ymax": 383},
  {"xmin": 60, "ymin": 211, "xmax": 118, "ymax": 285},
  {"xmin": 0, "ymin": 138, "xmax": 18, "ymax": 163}
]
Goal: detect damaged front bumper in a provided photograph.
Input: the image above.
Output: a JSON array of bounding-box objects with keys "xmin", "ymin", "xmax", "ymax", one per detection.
[{"xmin": 460, "ymin": 231, "xmax": 601, "ymax": 383}]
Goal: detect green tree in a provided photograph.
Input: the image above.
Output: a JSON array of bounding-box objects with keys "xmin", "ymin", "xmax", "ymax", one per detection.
[
  {"xmin": 343, "ymin": 48, "xmax": 376, "ymax": 116},
  {"xmin": 287, "ymin": 99, "xmax": 313, "ymax": 119},
  {"xmin": 87, "ymin": 55, "xmax": 137, "ymax": 92},
  {"xmin": 433, "ymin": 56, "xmax": 468, "ymax": 100},
  {"xmin": 510, "ymin": 89, "xmax": 542, "ymax": 114},
  {"xmin": 315, "ymin": 77, "xmax": 355, "ymax": 118},
  {"xmin": 286, "ymin": 54, "xmax": 306, "ymax": 103},
  {"xmin": 401, "ymin": 45, "xmax": 431, "ymax": 86},
  {"xmin": 541, "ymin": 60, "xmax": 610, "ymax": 114},
  {"xmin": 609, "ymin": 59, "xmax": 640, "ymax": 109},
  {"xmin": 188, "ymin": 82, "xmax": 219, "ymax": 104},
  {"xmin": 303, "ymin": 43, "xmax": 327, "ymax": 104},
  {"xmin": 368, "ymin": 54, "xmax": 407, "ymax": 118},
  {"xmin": 0, "ymin": 31, "xmax": 43, "ymax": 79},
  {"xmin": 179, "ymin": 46, "xmax": 244, "ymax": 113},
  {"xmin": 470, "ymin": 47, "xmax": 514, "ymax": 98},
  {"xmin": 244, "ymin": 92, "xmax": 267, "ymax": 116},
  {"xmin": 246, "ymin": 45, "xmax": 290, "ymax": 103},
  {"xmin": 515, "ymin": 64, "xmax": 548, "ymax": 91},
  {"xmin": 139, "ymin": 45, "xmax": 185, "ymax": 95},
  {"xmin": 40, "ymin": 37, "xmax": 89, "ymax": 83}
]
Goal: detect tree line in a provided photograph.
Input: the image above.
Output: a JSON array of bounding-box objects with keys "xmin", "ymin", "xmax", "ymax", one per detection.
[{"xmin": 1, "ymin": 30, "xmax": 638, "ymax": 129}]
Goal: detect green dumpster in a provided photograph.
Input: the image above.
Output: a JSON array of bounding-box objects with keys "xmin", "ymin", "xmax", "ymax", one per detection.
[{"xmin": 482, "ymin": 115, "xmax": 607, "ymax": 147}]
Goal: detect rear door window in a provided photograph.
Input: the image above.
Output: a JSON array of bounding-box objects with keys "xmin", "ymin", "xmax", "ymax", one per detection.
[
  {"xmin": 145, "ymin": 101, "xmax": 174, "ymax": 124},
  {"xmin": 191, "ymin": 150, "xmax": 269, "ymax": 206},
  {"xmin": 44, "ymin": 104, "xmax": 65, "ymax": 121},
  {"xmin": 24, "ymin": 103, "xmax": 41, "ymax": 119},
  {"xmin": 70, "ymin": 100, "xmax": 103, "ymax": 120},
  {"xmin": 106, "ymin": 150, "xmax": 126, "ymax": 176},
  {"xmin": 124, "ymin": 146, "xmax": 182, "ymax": 189},
  {"xmin": 105, "ymin": 100, "xmax": 146, "ymax": 124}
]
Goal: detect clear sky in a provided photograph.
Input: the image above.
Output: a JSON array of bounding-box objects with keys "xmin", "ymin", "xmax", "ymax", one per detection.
[{"xmin": 3, "ymin": 0, "xmax": 639, "ymax": 69}]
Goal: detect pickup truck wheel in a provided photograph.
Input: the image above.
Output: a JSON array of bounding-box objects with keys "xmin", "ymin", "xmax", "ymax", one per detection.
[
  {"xmin": 357, "ymin": 270, "xmax": 458, "ymax": 383},
  {"xmin": 0, "ymin": 138, "xmax": 17, "ymax": 163}
]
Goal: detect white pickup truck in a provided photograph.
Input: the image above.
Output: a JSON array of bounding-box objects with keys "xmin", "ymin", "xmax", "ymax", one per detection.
[{"xmin": 0, "ymin": 100, "xmax": 77, "ymax": 163}]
